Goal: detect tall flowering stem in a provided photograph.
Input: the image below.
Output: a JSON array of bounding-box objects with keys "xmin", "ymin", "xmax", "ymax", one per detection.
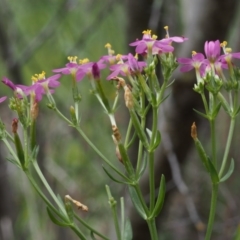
[{"xmin": 179, "ymin": 40, "xmax": 240, "ymax": 240}]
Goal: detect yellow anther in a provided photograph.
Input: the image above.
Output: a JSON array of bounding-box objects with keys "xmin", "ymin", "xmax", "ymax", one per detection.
[
  {"xmin": 220, "ymin": 41, "xmax": 227, "ymax": 47},
  {"xmin": 192, "ymin": 51, "xmax": 197, "ymax": 56},
  {"xmin": 152, "ymin": 34, "xmax": 158, "ymax": 40},
  {"xmin": 134, "ymin": 53, "xmax": 138, "ymax": 60},
  {"xmin": 31, "ymin": 71, "xmax": 46, "ymax": 82},
  {"xmin": 115, "ymin": 54, "xmax": 122, "ymax": 61},
  {"xmin": 79, "ymin": 58, "xmax": 89, "ymax": 64},
  {"xmin": 67, "ymin": 56, "xmax": 78, "ymax": 63},
  {"xmin": 109, "ymin": 49, "xmax": 115, "ymax": 55},
  {"xmin": 226, "ymin": 47, "xmax": 232, "ymax": 53},
  {"xmin": 164, "ymin": 26, "xmax": 170, "ymax": 38},
  {"xmin": 105, "ymin": 43, "xmax": 112, "ymax": 49},
  {"xmin": 142, "ymin": 29, "xmax": 151, "ymax": 35}
]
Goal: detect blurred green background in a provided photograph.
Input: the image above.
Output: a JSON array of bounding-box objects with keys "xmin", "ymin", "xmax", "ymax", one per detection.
[{"xmin": 0, "ymin": 0, "xmax": 240, "ymax": 240}]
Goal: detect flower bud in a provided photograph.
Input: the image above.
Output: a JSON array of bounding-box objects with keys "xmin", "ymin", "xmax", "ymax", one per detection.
[
  {"xmin": 124, "ymin": 86, "xmax": 134, "ymax": 109},
  {"xmin": 191, "ymin": 122, "xmax": 197, "ymax": 140},
  {"xmin": 92, "ymin": 63, "xmax": 100, "ymax": 80}
]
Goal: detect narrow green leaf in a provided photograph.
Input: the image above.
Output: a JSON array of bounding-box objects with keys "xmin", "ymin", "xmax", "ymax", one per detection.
[
  {"xmin": 128, "ymin": 186, "xmax": 147, "ymax": 219},
  {"xmin": 166, "ymin": 79, "xmax": 175, "ymax": 88},
  {"xmin": 102, "ymin": 165, "xmax": 130, "ymax": 184},
  {"xmin": 194, "ymin": 138, "xmax": 210, "ymax": 172},
  {"xmin": 46, "ymin": 207, "xmax": 70, "ymax": 227},
  {"xmin": 118, "ymin": 144, "xmax": 135, "ymax": 179},
  {"xmin": 157, "ymin": 92, "xmax": 171, "ymax": 105},
  {"xmin": 193, "ymin": 109, "xmax": 209, "ymax": 119},
  {"xmin": 6, "ymin": 157, "xmax": 21, "ymax": 168},
  {"xmin": 149, "ymin": 130, "xmax": 161, "ymax": 151},
  {"xmin": 90, "ymin": 231, "xmax": 97, "ymax": 240},
  {"xmin": 129, "ymin": 110, "xmax": 149, "ymax": 149},
  {"xmin": 207, "ymin": 158, "xmax": 219, "ymax": 184},
  {"xmin": 212, "ymin": 102, "xmax": 222, "ymax": 118},
  {"xmin": 137, "ymin": 152, "xmax": 147, "ymax": 179},
  {"xmin": 151, "ymin": 175, "xmax": 165, "ymax": 217},
  {"xmin": 220, "ymin": 158, "xmax": 235, "ymax": 183},
  {"xmin": 123, "ymin": 218, "xmax": 133, "ymax": 240}
]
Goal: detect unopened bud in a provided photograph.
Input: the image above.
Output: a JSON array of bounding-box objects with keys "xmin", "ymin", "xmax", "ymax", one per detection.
[
  {"xmin": 115, "ymin": 146, "xmax": 123, "ymax": 164},
  {"xmin": 124, "ymin": 86, "xmax": 134, "ymax": 109},
  {"xmin": 191, "ymin": 122, "xmax": 197, "ymax": 140},
  {"xmin": 112, "ymin": 125, "xmax": 121, "ymax": 142},
  {"xmin": 92, "ymin": 63, "xmax": 100, "ymax": 80},
  {"xmin": 65, "ymin": 195, "xmax": 88, "ymax": 212},
  {"xmin": 12, "ymin": 118, "xmax": 18, "ymax": 134},
  {"xmin": 31, "ymin": 101, "xmax": 39, "ymax": 120}
]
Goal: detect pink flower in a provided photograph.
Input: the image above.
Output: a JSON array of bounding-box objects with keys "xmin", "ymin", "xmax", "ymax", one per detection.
[
  {"xmin": 177, "ymin": 52, "xmax": 206, "ymax": 74},
  {"xmin": 0, "ymin": 96, "xmax": 7, "ymax": 103},
  {"xmin": 106, "ymin": 53, "xmax": 146, "ymax": 80},
  {"xmin": 204, "ymin": 40, "xmax": 221, "ymax": 63}
]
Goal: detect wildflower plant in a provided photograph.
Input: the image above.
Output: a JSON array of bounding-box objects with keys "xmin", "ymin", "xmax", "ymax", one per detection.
[{"xmin": 0, "ymin": 26, "xmax": 239, "ymax": 240}]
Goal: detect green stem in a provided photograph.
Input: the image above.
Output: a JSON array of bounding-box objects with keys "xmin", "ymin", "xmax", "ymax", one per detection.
[
  {"xmin": 147, "ymin": 219, "xmax": 158, "ymax": 240},
  {"xmin": 70, "ymin": 224, "xmax": 87, "ymax": 240},
  {"xmin": 74, "ymin": 214, "xmax": 110, "ymax": 240},
  {"xmin": 133, "ymin": 184, "xmax": 149, "ymax": 215},
  {"xmin": 210, "ymin": 119, "xmax": 217, "ymax": 167},
  {"xmin": 149, "ymin": 152, "xmax": 155, "ymax": 212},
  {"xmin": 33, "ymin": 161, "xmax": 66, "ymax": 214},
  {"xmin": 75, "ymin": 126, "xmax": 129, "ymax": 181},
  {"xmin": 205, "ymin": 183, "xmax": 219, "ymax": 240},
  {"xmin": 219, "ymin": 117, "xmax": 235, "ymax": 178},
  {"xmin": 25, "ymin": 170, "xmax": 65, "ymax": 219}
]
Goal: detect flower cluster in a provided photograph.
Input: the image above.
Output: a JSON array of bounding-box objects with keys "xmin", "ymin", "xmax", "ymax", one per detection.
[
  {"xmin": 177, "ymin": 40, "xmax": 240, "ymax": 81},
  {"xmin": 0, "ymin": 27, "xmax": 187, "ymax": 105}
]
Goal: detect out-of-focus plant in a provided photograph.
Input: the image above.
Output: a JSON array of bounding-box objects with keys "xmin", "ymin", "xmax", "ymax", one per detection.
[{"xmin": 0, "ymin": 26, "xmax": 239, "ymax": 240}]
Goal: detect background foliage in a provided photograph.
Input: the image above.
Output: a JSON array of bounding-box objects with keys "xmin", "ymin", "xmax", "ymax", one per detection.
[{"xmin": 0, "ymin": 0, "xmax": 240, "ymax": 240}]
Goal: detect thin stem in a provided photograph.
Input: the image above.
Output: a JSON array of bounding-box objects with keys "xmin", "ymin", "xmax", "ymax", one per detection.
[
  {"xmin": 147, "ymin": 219, "xmax": 158, "ymax": 240},
  {"xmin": 25, "ymin": 170, "xmax": 65, "ymax": 219},
  {"xmin": 219, "ymin": 117, "xmax": 235, "ymax": 178},
  {"xmin": 74, "ymin": 214, "xmax": 110, "ymax": 240},
  {"xmin": 210, "ymin": 119, "xmax": 217, "ymax": 167},
  {"xmin": 33, "ymin": 161, "xmax": 66, "ymax": 214},
  {"xmin": 70, "ymin": 224, "xmax": 87, "ymax": 240},
  {"xmin": 120, "ymin": 197, "xmax": 125, "ymax": 240},
  {"xmin": 149, "ymin": 152, "xmax": 155, "ymax": 212},
  {"xmin": 204, "ymin": 183, "xmax": 219, "ymax": 240},
  {"xmin": 75, "ymin": 126, "xmax": 129, "ymax": 181},
  {"xmin": 133, "ymin": 184, "xmax": 149, "ymax": 215}
]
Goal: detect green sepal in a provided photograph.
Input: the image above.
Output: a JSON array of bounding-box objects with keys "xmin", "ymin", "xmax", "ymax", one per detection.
[
  {"xmin": 193, "ymin": 109, "xmax": 209, "ymax": 119},
  {"xmin": 194, "ymin": 138, "xmax": 210, "ymax": 172},
  {"xmin": 137, "ymin": 152, "xmax": 147, "ymax": 179},
  {"xmin": 207, "ymin": 158, "xmax": 219, "ymax": 184},
  {"xmin": 102, "ymin": 165, "xmax": 130, "ymax": 184},
  {"xmin": 123, "ymin": 218, "xmax": 133, "ymax": 240},
  {"xmin": 151, "ymin": 174, "xmax": 165, "ymax": 218},
  {"xmin": 220, "ymin": 158, "xmax": 235, "ymax": 183},
  {"xmin": 46, "ymin": 207, "xmax": 70, "ymax": 227},
  {"xmin": 128, "ymin": 186, "xmax": 147, "ymax": 220}
]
